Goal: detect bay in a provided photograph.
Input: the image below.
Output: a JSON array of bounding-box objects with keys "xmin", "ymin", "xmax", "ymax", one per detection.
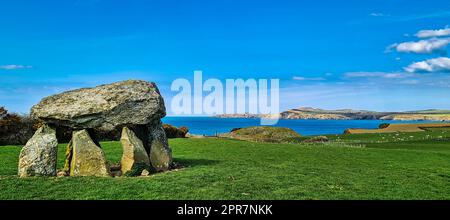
[{"xmin": 162, "ymin": 117, "xmax": 439, "ymax": 136}]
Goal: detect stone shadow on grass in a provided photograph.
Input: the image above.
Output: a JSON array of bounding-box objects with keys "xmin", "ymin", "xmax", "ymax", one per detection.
[{"xmin": 173, "ymin": 158, "xmax": 220, "ymax": 168}]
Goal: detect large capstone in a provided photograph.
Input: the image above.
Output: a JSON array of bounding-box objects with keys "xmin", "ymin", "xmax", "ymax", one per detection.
[
  {"xmin": 120, "ymin": 127, "xmax": 150, "ymax": 174},
  {"xmin": 18, "ymin": 124, "xmax": 57, "ymax": 177},
  {"xmin": 31, "ymin": 80, "xmax": 166, "ymax": 131},
  {"xmin": 69, "ymin": 130, "xmax": 110, "ymax": 177}
]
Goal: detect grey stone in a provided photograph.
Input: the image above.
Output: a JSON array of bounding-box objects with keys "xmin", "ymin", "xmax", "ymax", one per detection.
[
  {"xmin": 120, "ymin": 127, "xmax": 150, "ymax": 174},
  {"xmin": 147, "ymin": 121, "xmax": 172, "ymax": 172},
  {"xmin": 18, "ymin": 124, "xmax": 58, "ymax": 177},
  {"xmin": 69, "ymin": 130, "xmax": 110, "ymax": 177}
]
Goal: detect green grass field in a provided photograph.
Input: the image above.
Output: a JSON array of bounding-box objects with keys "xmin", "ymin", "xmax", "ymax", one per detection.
[{"xmin": 1, "ymin": 129, "xmax": 450, "ymax": 200}]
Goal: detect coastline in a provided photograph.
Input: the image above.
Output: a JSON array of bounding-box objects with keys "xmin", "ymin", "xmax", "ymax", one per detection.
[
  {"xmin": 162, "ymin": 117, "xmax": 445, "ymax": 136},
  {"xmin": 214, "ymin": 107, "xmax": 450, "ymax": 121}
]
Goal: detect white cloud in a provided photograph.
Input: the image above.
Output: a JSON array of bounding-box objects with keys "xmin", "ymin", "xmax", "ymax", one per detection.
[
  {"xmin": 344, "ymin": 71, "xmax": 408, "ymax": 79},
  {"xmin": 387, "ymin": 38, "xmax": 450, "ymax": 54},
  {"xmin": 416, "ymin": 27, "xmax": 450, "ymax": 38},
  {"xmin": 292, "ymin": 76, "xmax": 325, "ymax": 81},
  {"xmin": 404, "ymin": 57, "xmax": 450, "ymax": 73},
  {"xmin": 370, "ymin": 13, "xmax": 385, "ymax": 17},
  {"xmin": 0, "ymin": 65, "xmax": 32, "ymax": 70}
]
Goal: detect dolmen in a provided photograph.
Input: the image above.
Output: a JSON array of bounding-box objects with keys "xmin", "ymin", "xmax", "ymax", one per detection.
[{"xmin": 18, "ymin": 80, "xmax": 172, "ymax": 177}]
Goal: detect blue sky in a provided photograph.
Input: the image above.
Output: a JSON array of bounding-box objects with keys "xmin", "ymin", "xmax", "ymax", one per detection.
[{"xmin": 1, "ymin": 0, "xmax": 450, "ymax": 114}]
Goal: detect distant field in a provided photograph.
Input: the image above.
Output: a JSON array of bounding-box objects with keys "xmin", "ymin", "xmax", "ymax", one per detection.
[
  {"xmin": 0, "ymin": 129, "xmax": 449, "ymax": 200},
  {"xmin": 380, "ymin": 113, "xmax": 450, "ymax": 121},
  {"xmin": 328, "ymin": 127, "xmax": 450, "ymax": 152},
  {"xmin": 345, "ymin": 123, "xmax": 450, "ymax": 134}
]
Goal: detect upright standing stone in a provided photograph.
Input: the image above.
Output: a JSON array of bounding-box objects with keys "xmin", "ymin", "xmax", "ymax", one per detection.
[
  {"xmin": 147, "ymin": 121, "xmax": 172, "ymax": 172},
  {"xmin": 70, "ymin": 130, "xmax": 110, "ymax": 177},
  {"xmin": 120, "ymin": 127, "xmax": 150, "ymax": 174},
  {"xmin": 18, "ymin": 124, "xmax": 57, "ymax": 177}
]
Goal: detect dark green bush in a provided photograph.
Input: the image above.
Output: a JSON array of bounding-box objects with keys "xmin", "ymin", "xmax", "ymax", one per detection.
[
  {"xmin": 0, "ymin": 107, "xmax": 36, "ymax": 145},
  {"xmin": 0, "ymin": 107, "xmax": 6, "ymax": 119},
  {"xmin": 230, "ymin": 127, "xmax": 242, "ymax": 132},
  {"xmin": 303, "ymin": 136, "xmax": 329, "ymax": 143},
  {"xmin": 163, "ymin": 124, "xmax": 189, "ymax": 138},
  {"xmin": 379, "ymin": 123, "xmax": 390, "ymax": 129}
]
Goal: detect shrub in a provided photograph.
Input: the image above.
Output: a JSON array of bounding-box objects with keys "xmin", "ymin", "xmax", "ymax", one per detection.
[
  {"xmin": 163, "ymin": 124, "xmax": 189, "ymax": 138},
  {"xmin": 379, "ymin": 123, "xmax": 390, "ymax": 129},
  {"xmin": 230, "ymin": 127, "xmax": 242, "ymax": 132},
  {"xmin": 303, "ymin": 136, "xmax": 329, "ymax": 143},
  {"xmin": 343, "ymin": 129, "xmax": 352, "ymax": 134},
  {"xmin": 0, "ymin": 107, "xmax": 36, "ymax": 145},
  {"xmin": 0, "ymin": 107, "xmax": 7, "ymax": 119}
]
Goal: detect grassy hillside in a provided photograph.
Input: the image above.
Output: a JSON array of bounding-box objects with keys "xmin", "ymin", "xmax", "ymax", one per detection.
[
  {"xmin": 0, "ymin": 130, "xmax": 450, "ymax": 200},
  {"xmin": 223, "ymin": 126, "xmax": 301, "ymax": 142}
]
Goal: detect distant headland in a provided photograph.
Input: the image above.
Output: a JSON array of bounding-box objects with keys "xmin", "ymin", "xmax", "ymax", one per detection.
[{"xmin": 215, "ymin": 107, "xmax": 450, "ymax": 121}]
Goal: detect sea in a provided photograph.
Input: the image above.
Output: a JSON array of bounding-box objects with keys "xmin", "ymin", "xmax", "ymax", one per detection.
[{"xmin": 162, "ymin": 117, "xmax": 439, "ymax": 136}]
